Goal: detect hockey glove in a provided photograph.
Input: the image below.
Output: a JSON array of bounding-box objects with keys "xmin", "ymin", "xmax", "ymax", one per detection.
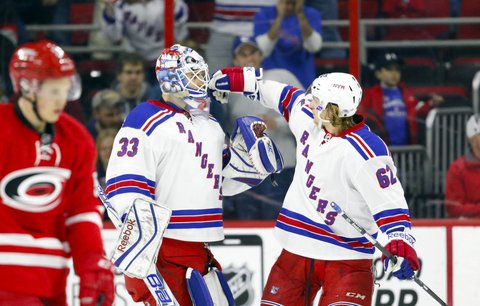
[
  {"xmin": 79, "ymin": 256, "xmax": 115, "ymax": 306},
  {"xmin": 381, "ymin": 228, "xmax": 420, "ymax": 280},
  {"xmin": 208, "ymin": 67, "xmax": 263, "ymax": 103}
]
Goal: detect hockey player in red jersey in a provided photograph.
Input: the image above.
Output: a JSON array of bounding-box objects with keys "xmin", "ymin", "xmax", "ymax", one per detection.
[{"xmin": 0, "ymin": 40, "xmax": 114, "ymax": 306}]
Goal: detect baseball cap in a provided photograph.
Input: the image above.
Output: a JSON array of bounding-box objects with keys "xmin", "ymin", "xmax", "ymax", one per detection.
[
  {"xmin": 232, "ymin": 36, "xmax": 260, "ymax": 56},
  {"xmin": 91, "ymin": 89, "xmax": 124, "ymax": 110},
  {"xmin": 466, "ymin": 114, "xmax": 480, "ymax": 138},
  {"xmin": 374, "ymin": 52, "xmax": 404, "ymax": 70}
]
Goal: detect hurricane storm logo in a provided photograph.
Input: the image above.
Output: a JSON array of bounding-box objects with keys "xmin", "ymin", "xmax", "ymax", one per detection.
[{"xmin": 0, "ymin": 167, "xmax": 71, "ymax": 212}]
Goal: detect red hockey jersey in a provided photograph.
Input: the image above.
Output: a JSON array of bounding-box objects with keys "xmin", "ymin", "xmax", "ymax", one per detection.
[{"xmin": 0, "ymin": 104, "xmax": 104, "ymax": 298}]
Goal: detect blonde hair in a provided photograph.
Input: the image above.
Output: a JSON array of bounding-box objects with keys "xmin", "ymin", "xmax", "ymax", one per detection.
[{"xmin": 325, "ymin": 104, "xmax": 356, "ymax": 132}]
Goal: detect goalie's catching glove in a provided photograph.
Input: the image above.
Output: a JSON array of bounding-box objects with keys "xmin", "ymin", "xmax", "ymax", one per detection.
[
  {"xmin": 381, "ymin": 227, "xmax": 420, "ymax": 280},
  {"xmin": 208, "ymin": 67, "xmax": 263, "ymax": 103}
]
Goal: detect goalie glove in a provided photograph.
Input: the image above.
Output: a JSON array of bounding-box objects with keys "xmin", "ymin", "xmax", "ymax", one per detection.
[
  {"xmin": 223, "ymin": 116, "xmax": 284, "ymax": 183},
  {"xmin": 208, "ymin": 67, "xmax": 263, "ymax": 103},
  {"xmin": 381, "ymin": 227, "xmax": 420, "ymax": 280}
]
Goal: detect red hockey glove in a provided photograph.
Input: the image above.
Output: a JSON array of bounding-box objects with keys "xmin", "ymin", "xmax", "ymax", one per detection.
[
  {"xmin": 381, "ymin": 229, "xmax": 420, "ymax": 280},
  {"xmin": 79, "ymin": 256, "xmax": 115, "ymax": 306}
]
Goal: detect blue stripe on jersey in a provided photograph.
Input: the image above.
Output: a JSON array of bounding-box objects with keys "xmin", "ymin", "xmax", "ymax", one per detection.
[
  {"xmin": 106, "ymin": 174, "xmax": 155, "ymax": 189},
  {"xmin": 301, "ymin": 106, "xmax": 314, "ymax": 118},
  {"xmin": 373, "ymin": 208, "xmax": 411, "ymax": 221},
  {"xmin": 171, "ymin": 208, "xmax": 223, "ymax": 216},
  {"xmin": 167, "ymin": 221, "xmax": 224, "ymax": 229},
  {"xmin": 146, "ymin": 112, "xmax": 176, "ymax": 136},
  {"xmin": 354, "ymin": 126, "xmax": 389, "ymax": 157},
  {"xmin": 123, "ymin": 103, "xmax": 164, "ymax": 130},
  {"xmin": 106, "ymin": 187, "xmax": 155, "ymax": 200},
  {"xmin": 341, "ymin": 136, "xmax": 369, "ymax": 160},
  {"xmin": 289, "ymin": 89, "xmax": 303, "ymax": 112}
]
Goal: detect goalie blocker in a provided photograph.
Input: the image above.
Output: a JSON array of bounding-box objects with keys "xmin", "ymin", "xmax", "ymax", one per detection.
[{"xmin": 222, "ymin": 116, "xmax": 284, "ymax": 196}]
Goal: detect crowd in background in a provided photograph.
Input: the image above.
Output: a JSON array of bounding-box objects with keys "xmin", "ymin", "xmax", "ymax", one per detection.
[{"xmin": 0, "ymin": 0, "xmax": 479, "ymax": 220}]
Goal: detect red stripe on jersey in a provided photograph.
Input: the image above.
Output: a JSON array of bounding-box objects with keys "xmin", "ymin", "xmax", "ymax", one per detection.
[
  {"xmin": 376, "ymin": 214, "xmax": 411, "ymax": 228},
  {"xmin": 142, "ymin": 110, "xmax": 170, "ymax": 132},
  {"xmin": 349, "ymin": 133, "xmax": 374, "ymax": 158},
  {"xmin": 281, "ymin": 88, "xmax": 297, "ymax": 121},
  {"xmin": 170, "ymin": 214, "xmax": 223, "ymax": 223},
  {"xmin": 105, "ymin": 180, "xmax": 155, "ymax": 195}
]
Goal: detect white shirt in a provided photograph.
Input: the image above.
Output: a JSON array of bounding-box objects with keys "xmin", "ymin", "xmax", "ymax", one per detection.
[
  {"xmin": 255, "ymin": 80, "xmax": 412, "ymax": 260},
  {"xmin": 106, "ymin": 101, "xmax": 225, "ymax": 242}
]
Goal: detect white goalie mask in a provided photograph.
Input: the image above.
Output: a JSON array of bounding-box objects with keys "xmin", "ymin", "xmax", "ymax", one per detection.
[
  {"xmin": 308, "ymin": 72, "xmax": 363, "ymax": 125},
  {"xmin": 156, "ymin": 44, "xmax": 210, "ymax": 112}
]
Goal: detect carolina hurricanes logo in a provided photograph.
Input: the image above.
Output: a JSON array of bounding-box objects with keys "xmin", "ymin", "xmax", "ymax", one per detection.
[{"xmin": 0, "ymin": 167, "xmax": 71, "ymax": 212}]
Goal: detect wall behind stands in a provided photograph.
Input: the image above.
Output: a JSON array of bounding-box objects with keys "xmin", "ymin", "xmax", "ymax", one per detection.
[{"xmin": 65, "ymin": 220, "xmax": 480, "ymax": 306}]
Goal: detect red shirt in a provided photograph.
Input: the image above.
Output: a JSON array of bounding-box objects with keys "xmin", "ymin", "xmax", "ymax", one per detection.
[
  {"xmin": 445, "ymin": 154, "xmax": 480, "ymax": 218},
  {"xmin": 0, "ymin": 104, "xmax": 104, "ymax": 297}
]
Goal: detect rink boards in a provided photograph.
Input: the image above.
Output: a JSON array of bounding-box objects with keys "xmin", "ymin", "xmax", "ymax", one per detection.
[{"xmin": 65, "ymin": 219, "xmax": 480, "ymax": 306}]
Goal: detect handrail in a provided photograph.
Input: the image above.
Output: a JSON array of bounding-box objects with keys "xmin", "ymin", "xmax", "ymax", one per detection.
[{"xmin": 473, "ymin": 71, "xmax": 480, "ymax": 115}]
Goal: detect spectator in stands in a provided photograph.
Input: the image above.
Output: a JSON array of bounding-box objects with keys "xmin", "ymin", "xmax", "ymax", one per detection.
[
  {"xmin": 224, "ymin": 36, "xmax": 301, "ymax": 219},
  {"xmin": 361, "ymin": 52, "xmax": 443, "ymax": 145},
  {"xmin": 113, "ymin": 52, "xmax": 154, "ymax": 112},
  {"xmin": 445, "ymin": 114, "xmax": 480, "ymax": 218},
  {"xmin": 253, "ymin": 0, "xmax": 323, "ymax": 88},
  {"xmin": 101, "ymin": 0, "xmax": 188, "ymax": 83},
  {"xmin": 87, "ymin": 89, "xmax": 125, "ymax": 140},
  {"xmin": 96, "ymin": 128, "xmax": 118, "ymax": 190},
  {"xmin": 205, "ymin": 0, "xmax": 276, "ymax": 73}
]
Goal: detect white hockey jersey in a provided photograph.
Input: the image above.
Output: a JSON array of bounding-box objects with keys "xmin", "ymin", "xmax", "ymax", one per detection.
[
  {"xmin": 254, "ymin": 81, "xmax": 412, "ymax": 260},
  {"xmin": 106, "ymin": 101, "xmax": 225, "ymax": 242},
  {"xmin": 101, "ymin": 0, "xmax": 188, "ymax": 61}
]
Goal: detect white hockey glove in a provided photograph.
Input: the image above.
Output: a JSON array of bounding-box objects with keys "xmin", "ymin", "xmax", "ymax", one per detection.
[
  {"xmin": 222, "ymin": 116, "xmax": 284, "ymax": 195},
  {"xmin": 208, "ymin": 67, "xmax": 263, "ymax": 104},
  {"xmin": 110, "ymin": 198, "xmax": 171, "ymax": 278}
]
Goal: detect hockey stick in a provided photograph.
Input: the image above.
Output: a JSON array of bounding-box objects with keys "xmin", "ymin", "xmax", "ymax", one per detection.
[
  {"xmin": 329, "ymin": 202, "xmax": 448, "ymax": 306},
  {"xmin": 97, "ymin": 186, "xmax": 179, "ymax": 306}
]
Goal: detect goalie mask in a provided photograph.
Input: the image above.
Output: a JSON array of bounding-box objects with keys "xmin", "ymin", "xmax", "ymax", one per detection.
[
  {"xmin": 308, "ymin": 72, "xmax": 362, "ymax": 126},
  {"xmin": 155, "ymin": 44, "xmax": 210, "ymax": 112}
]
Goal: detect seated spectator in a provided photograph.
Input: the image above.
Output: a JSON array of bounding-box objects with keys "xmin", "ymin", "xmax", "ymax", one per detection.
[
  {"xmin": 96, "ymin": 128, "xmax": 118, "ymax": 190},
  {"xmin": 113, "ymin": 52, "xmax": 154, "ymax": 112},
  {"xmin": 101, "ymin": 0, "xmax": 188, "ymax": 84},
  {"xmin": 445, "ymin": 115, "xmax": 480, "ymax": 218},
  {"xmin": 87, "ymin": 89, "xmax": 125, "ymax": 140},
  {"xmin": 254, "ymin": 0, "xmax": 322, "ymax": 88},
  {"xmin": 360, "ymin": 52, "xmax": 443, "ymax": 145},
  {"xmin": 223, "ymin": 36, "xmax": 300, "ymax": 220}
]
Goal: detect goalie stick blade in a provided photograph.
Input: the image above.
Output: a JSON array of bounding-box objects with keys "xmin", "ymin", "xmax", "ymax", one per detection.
[{"xmin": 111, "ymin": 198, "xmax": 171, "ymax": 278}]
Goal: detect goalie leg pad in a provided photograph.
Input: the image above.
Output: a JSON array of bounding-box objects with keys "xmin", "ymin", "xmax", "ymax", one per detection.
[
  {"xmin": 186, "ymin": 268, "xmax": 214, "ymax": 306},
  {"xmin": 207, "ymin": 268, "xmax": 235, "ymax": 306},
  {"xmin": 111, "ymin": 198, "xmax": 172, "ymax": 278}
]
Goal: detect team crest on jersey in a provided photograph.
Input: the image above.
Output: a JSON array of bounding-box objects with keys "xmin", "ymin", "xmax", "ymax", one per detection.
[
  {"xmin": 223, "ymin": 265, "xmax": 254, "ymax": 306},
  {"xmin": 0, "ymin": 167, "xmax": 71, "ymax": 212}
]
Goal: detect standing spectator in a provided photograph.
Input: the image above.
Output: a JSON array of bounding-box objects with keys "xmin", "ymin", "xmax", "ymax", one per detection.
[
  {"xmin": 254, "ymin": 0, "xmax": 322, "ymax": 88},
  {"xmin": 225, "ymin": 36, "xmax": 301, "ymax": 219},
  {"xmin": 113, "ymin": 52, "xmax": 154, "ymax": 112},
  {"xmin": 205, "ymin": 0, "xmax": 276, "ymax": 73},
  {"xmin": 361, "ymin": 52, "xmax": 443, "ymax": 145},
  {"xmin": 0, "ymin": 40, "xmax": 114, "ymax": 305},
  {"xmin": 101, "ymin": 0, "xmax": 188, "ymax": 83},
  {"xmin": 445, "ymin": 114, "xmax": 480, "ymax": 218},
  {"xmin": 86, "ymin": 89, "xmax": 125, "ymax": 140}
]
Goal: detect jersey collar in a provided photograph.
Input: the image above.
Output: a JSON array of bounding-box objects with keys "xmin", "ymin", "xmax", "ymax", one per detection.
[
  {"xmin": 332, "ymin": 114, "xmax": 365, "ymax": 137},
  {"xmin": 15, "ymin": 100, "xmax": 56, "ymax": 145}
]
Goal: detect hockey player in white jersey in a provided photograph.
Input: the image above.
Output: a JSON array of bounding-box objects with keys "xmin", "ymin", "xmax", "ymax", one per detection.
[
  {"xmin": 105, "ymin": 45, "xmax": 283, "ymax": 305},
  {"xmin": 209, "ymin": 68, "xmax": 420, "ymax": 305}
]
